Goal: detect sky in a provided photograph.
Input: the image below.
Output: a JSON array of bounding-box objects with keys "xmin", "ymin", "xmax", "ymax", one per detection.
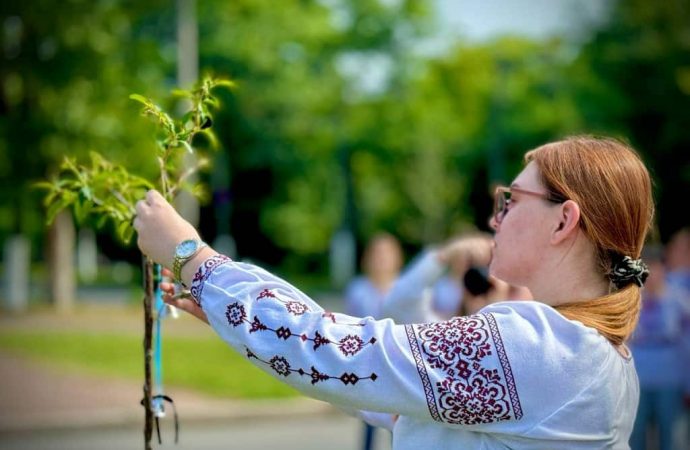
[
  {"xmin": 435, "ymin": 0, "xmax": 613, "ymax": 43},
  {"xmin": 338, "ymin": 0, "xmax": 615, "ymax": 95}
]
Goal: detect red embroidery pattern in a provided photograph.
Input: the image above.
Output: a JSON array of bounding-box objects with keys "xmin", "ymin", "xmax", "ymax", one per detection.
[
  {"xmin": 322, "ymin": 311, "xmax": 366, "ymax": 327},
  {"xmin": 405, "ymin": 313, "xmax": 522, "ymax": 425},
  {"xmin": 246, "ymin": 348, "xmax": 378, "ymax": 385},
  {"xmin": 225, "ymin": 303, "xmax": 376, "ymax": 356},
  {"xmin": 255, "ymin": 290, "xmax": 365, "ymax": 327},
  {"xmin": 190, "ymin": 254, "xmax": 232, "ymax": 305},
  {"xmin": 255, "ymin": 288, "xmax": 311, "ymax": 316}
]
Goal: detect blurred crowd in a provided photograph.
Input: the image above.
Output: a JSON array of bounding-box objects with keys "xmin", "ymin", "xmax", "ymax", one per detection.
[{"xmin": 344, "ymin": 227, "xmax": 690, "ymax": 450}]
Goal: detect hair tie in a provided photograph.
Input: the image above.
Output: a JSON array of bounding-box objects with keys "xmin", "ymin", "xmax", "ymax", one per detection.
[{"xmin": 609, "ymin": 255, "xmax": 649, "ymax": 289}]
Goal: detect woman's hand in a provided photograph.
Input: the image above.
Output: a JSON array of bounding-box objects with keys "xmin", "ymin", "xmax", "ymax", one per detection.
[
  {"xmin": 160, "ymin": 268, "xmax": 209, "ymax": 324},
  {"xmin": 133, "ymin": 190, "xmax": 200, "ymax": 269}
]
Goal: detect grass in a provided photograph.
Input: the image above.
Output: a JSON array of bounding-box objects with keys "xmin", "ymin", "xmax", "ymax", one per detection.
[{"xmin": 0, "ymin": 329, "xmax": 300, "ymax": 399}]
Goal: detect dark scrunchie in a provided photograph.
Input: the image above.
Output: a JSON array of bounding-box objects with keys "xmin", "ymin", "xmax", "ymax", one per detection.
[{"xmin": 609, "ymin": 255, "xmax": 649, "ymax": 289}]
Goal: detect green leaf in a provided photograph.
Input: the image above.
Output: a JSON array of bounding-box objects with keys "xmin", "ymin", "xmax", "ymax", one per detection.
[
  {"xmin": 45, "ymin": 201, "xmax": 63, "ymax": 225},
  {"xmin": 73, "ymin": 199, "xmax": 85, "ymax": 224},
  {"xmin": 32, "ymin": 181, "xmax": 55, "ymax": 191},
  {"xmin": 203, "ymin": 97, "xmax": 219, "ymax": 107},
  {"xmin": 181, "ymin": 141, "xmax": 195, "ymax": 154},
  {"xmin": 96, "ymin": 215, "xmax": 109, "ymax": 229},
  {"xmin": 171, "ymin": 89, "xmax": 192, "ymax": 98},
  {"xmin": 214, "ymin": 79, "xmax": 236, "ymax": 88},
  {"xmin": 129, "ymin": 94, "xmax": 150, "ymax": 105},
  {"xmin": 199, "ymin": 129, "xmax": 219, "ymax": 149},
  {"xmin": 80, "ymin": 186, "xmax": 92, "ymax": 201},
  {"xmin": 116, "ymin": 221, "xmax": 135, "ymax": 245}
]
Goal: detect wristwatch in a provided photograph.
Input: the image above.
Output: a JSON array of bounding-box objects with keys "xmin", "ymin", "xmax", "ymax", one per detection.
[{"xmin": 172, "ymin": 238, "xmax": 208, "ymax": 283}]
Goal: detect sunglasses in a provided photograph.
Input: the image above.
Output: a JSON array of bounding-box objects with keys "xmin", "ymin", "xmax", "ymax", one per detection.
[{"xmin": 493, "ymin": 186, "xmax": 566, "ymax": 225}]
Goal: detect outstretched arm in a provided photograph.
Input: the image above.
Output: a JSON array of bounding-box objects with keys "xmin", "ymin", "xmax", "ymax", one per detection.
[{"xmin": 133, "ymin": 190, "xmax": 530, "ymax": 433}]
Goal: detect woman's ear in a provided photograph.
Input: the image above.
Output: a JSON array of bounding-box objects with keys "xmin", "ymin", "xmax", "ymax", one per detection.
[{"xmin": 551, "ymin": 200, "xmax": 581, "ymax": 245}]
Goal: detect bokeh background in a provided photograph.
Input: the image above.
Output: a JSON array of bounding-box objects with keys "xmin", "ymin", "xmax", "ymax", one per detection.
[
  {"xmin": 2, "ymin": 0, "xmax": 690, "ymax": 300},
  {"xmin": 0, "ymin": 0, "xmax": 689, "ymax": 448}
]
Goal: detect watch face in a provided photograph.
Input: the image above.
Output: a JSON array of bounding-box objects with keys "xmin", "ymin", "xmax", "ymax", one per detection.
[{"xmin": 176, "ymin": 239, "xmax": 199, "ymax": 258}]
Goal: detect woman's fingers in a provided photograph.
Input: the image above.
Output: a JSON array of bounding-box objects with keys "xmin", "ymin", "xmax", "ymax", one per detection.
[
  {"xmin": 145, "ymin": 189, "xmax": 165, "ymax": 205},
  {"xmin": 159, "ymin": 281, "xmax": 176, "ymax": 294},
  {"xmin": 161, "ymin": 291, "xmax": 209, "ymax": 324},
  {"xmin": 159, "ymin": 279, "xmax": 206, "ymax": 322}
]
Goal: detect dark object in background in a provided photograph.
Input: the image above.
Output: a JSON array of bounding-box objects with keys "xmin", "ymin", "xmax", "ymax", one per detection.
[{"xmin": 464, "ymin": 266, "xmax": 493, "ymax": 296}]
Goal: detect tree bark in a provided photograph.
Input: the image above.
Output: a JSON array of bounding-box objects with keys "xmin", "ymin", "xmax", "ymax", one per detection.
[
  {"xmin": 49, "ymin": 210, "xmax": 75, "ymax": 313},
  {"xmin": 142, "ymin": 258, "xmax": 154, "ymax": 450},
  {"xmin": 3, "ymin": 234, "xmax": 30, "ymax": 313}
]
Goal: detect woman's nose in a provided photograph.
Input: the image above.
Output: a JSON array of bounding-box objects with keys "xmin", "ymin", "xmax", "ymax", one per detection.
[{"xmin": 488, "ymin": 214, "xmax": 499, "ymax": 231}]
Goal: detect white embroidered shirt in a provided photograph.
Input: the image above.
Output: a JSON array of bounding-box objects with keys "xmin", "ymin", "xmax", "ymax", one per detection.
[{"xmin": 191, "ymin": 255, "xmax": 639, "ymax": 450}]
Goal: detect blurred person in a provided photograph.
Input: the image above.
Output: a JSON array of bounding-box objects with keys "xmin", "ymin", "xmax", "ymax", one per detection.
[
  {"xmin": 629, "ymin": 245, "xmax": 688, "ymax": 450},
  {"xmin": 344, "ymin": 232, "xmax": 403, "ymax": 450},
  {"xmin": 135, "ymin": 136, "xmax": 654, "ymax": 448},
  {"xmin": 429, "ymin": 269, "xmax": 463, "ymax": 319},
  {"xmin": 428, "ymin": 242, "xmax": 468, "ymax": 319},
  {"xmin": 381, "ymin": 234, "xmax": 532, "ymax": 325},
  {"xmin": 665, "ymin": 228, "xmax": 690, "ymax": 448},
  {"xmin": 344, "ymin": 233, "xmax": 403, "ymax": 320},
  {"xmin": 665, "ymin": 228, "xmax": 690, "ymax": 292}
]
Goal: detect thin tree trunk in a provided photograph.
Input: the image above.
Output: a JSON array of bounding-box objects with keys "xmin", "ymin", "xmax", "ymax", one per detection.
[
  {"xmin": 142, "ymin": 257, "xmax": 154, "ymax": 450},
  {"xmin": 49, "ymin": 210, "xmax": 75, "ymax": 313}
]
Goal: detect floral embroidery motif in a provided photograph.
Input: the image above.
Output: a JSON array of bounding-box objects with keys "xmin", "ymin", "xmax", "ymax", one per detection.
[
  {"xmin": 192, "ymin": 256, "xmax": 380, "ymax": 390},
  {"xmin": 224, "ymin": 305, "xmax": 375, "ymax": 356},
  {"xmin": 247, "ymin": 348, "xmax": 378, "ymax": 385},
  {"xmin": 225, "ymin": 302, "xmax": 247, "ymax": 327},
  {"xmin": 269, "ymin": 356, "xmax": 291, "ymax": 377},
  {"xmin": 190, "ymin": 254, "xmax": 232, "ymax": 304},
  {"xmin": 246, "ymin": 316, "xmax": 375, "ymax": 356},
  {"xmin": 257, "ymin": 289, "xmax": 276, "ymax": 300},
  {"xmin": 338, "ymin": 335, "xmax": 365, "ymax": 356},
  {"xmin": 286, "ymin": 301, "xmax": 309, "ymax": 316},
  {"xmin": 255, "ymin": 288, "xmax": 311, "ymax": 316},
  {"xmin": 405, "ymin": 313, "xmax": 522, "ymax": 425}
]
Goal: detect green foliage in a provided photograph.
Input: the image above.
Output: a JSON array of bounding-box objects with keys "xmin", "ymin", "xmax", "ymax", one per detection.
[
  {"xmin": 194, "ymin": 0, "xmax": 434, "ymax": 254},
  {"xmin": 35, "ymin": 77, "xmax": 232, "ymax": 243},
  {"xmin": 579, "ymin": 0, "xmax": 690, "ymax": 238},
  {"xmin": 128, "ymin": 77, "xmax": 233, "ymax": 201},
  {"xmin": 1, "ymin": 0, "xmax": 172, "ymax": 250},
  {"xmin": 6, "ymin": 0, "xmax": 688, "ymax": 272},
  {"xmin": 35, "ymin": 153, "xmax": 153, "ymax": 243}
]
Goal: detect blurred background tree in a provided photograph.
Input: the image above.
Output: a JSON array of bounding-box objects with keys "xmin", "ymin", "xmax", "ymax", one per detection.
[
  {"xmin": 578, "ymin": 0, "xmax": 690, "ymax": 238},
  {"xmin": 1, "ymin": 0, "xmax": 688, "ymax": 306}
]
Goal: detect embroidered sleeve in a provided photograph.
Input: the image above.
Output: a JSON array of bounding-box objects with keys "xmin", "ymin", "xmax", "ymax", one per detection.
[
  {"xmin": 404, "ymin": 315, "xmax": 522, "ymax": 425},
  {"xmin": 192, "ymin": 255, "xmax": 525, "ymax": 430}
]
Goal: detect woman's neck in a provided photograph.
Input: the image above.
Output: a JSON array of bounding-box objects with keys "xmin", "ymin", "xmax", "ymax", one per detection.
[{"xmin": 529, "ymin": 248, "xmax": 609, "ymax": 306}]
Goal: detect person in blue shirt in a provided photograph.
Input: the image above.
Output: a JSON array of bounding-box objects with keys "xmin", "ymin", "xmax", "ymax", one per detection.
[
  {"xmin": 344, "ymin": 232, "xmax": 403, "ymax": 450},
  {"xmin": 629, "ymin": 244, "xmax": 688, "ymax": 450},
  {"xmin": 664, "ymin": 228, "xmax": 690, "ymax": 449}
]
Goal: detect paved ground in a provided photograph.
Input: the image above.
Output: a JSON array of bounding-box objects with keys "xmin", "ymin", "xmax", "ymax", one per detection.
[
  {"xmin": 0, "ymin": 416, "xmax": 392, "ymax": 450},
  {"xmin": 0, "ymin": 304, "xmax": 392, "ymax": 450}
]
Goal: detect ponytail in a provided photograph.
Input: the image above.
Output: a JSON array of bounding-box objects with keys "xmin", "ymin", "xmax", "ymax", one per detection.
[{"xmin": 555, "ymin": 285, "xmax": 641, "ymax": 346}]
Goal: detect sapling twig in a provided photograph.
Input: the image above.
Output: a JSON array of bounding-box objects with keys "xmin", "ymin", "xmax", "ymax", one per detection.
[{"xmin": 37, "ymin": 76, "xmax": 234, "ymax": 450}]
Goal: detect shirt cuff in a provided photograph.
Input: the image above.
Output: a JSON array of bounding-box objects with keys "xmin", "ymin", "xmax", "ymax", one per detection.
[{"xmin": 189, "ymin": 254, "xmax": 232, "ymax": 306}]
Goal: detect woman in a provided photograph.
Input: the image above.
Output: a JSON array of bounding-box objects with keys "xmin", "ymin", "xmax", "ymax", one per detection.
[
  {"xmin": 134, "ymin": 136, "xmax": 653, "ymax": 449},
  {"xmin": 344, "ymin": 232, "xmax": 403, "ymax": 320},
  {"xmin": 381, "ymin": 234, "xmax": 532, "ymax": 325},
  {"xmin": 344, "ymin": 232, "xmax": 403, "ymax": 450}
]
